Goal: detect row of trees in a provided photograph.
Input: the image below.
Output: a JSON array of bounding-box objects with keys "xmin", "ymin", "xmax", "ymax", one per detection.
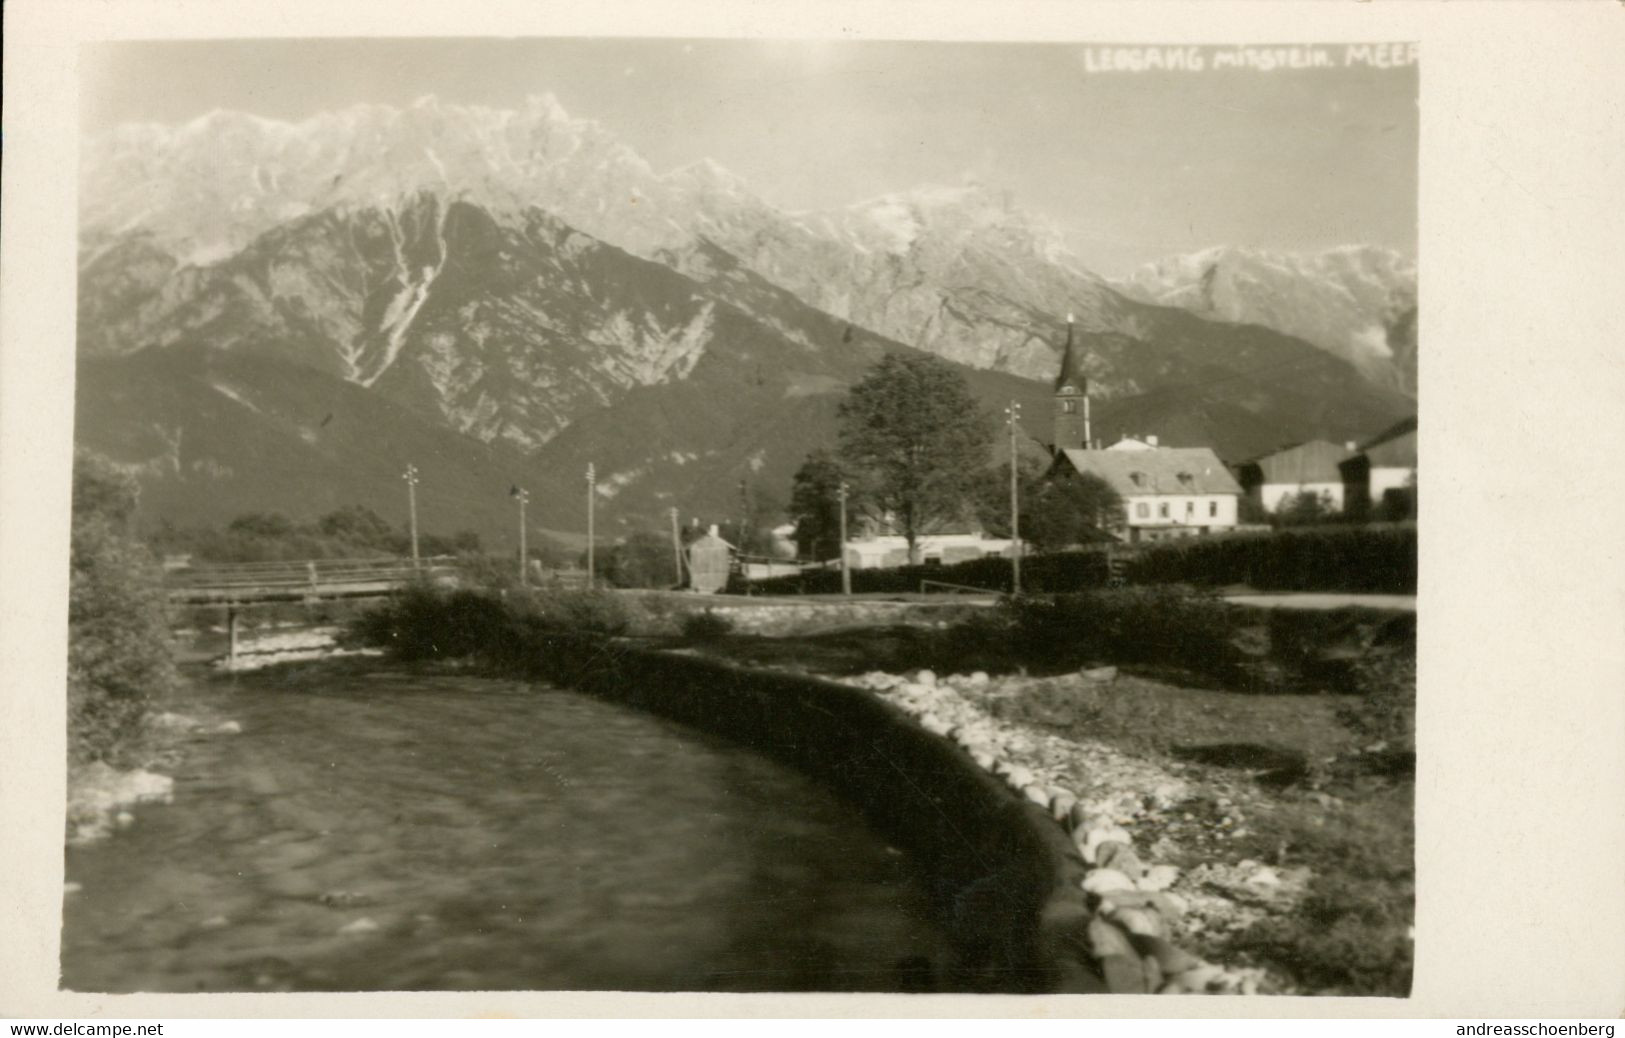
[
  {"xmin": 787, "ymin": 354, "xmax": 1122, "ymax": 564},
  {"xmin": 148, "ymin": 506, "xmax": 489, "ymax": 565}
]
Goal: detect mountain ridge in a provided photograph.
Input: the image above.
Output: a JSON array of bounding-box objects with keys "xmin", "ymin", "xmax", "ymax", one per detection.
[{"xmin": 76, "ymin": 97, "xmax": 1417, "ymax": 536}]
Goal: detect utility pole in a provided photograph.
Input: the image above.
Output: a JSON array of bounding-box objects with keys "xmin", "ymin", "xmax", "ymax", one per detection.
[
  {"xmin": 1005, "ymin": 400, "xmax": 1023, "ymax": 596},
  {"xmin": 402, "ymin": 463, "xmax": 420, "ymax": 569},
  {"xmin": 513, "ymin": 487, "xmax": 530, "ymax": 588},
  {"xmin": 669, "ymin": 506, "xmax": 683, "ymax": 587},
  {"xmin": 838, "ymin": 480, "xmax": 852, "ymax": 596},
  {"xmin": 585, "ymin": 463, "xmax": 596, "ymax": 589}
]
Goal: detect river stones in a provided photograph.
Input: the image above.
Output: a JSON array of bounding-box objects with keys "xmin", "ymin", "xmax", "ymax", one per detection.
[
  {"xmin": 1049, "ymin": 791, "xmax": 1078, "ymax": 823},
  {"xmin": 1139, "ymin": 864, "xmax": 1181, "ymax": 891},
  {"xmin": 1022, "ymin": 784, "xmax": 1051, "ymax": 807},
  {"xmin": 338, "ymin": 917, "xmax": 380, "ymax": 934},
  {"xmin": 1134, "ymin": 935, "xmax": 1201, "ymax": 976},
  {"xmin": 1081, "ymin": 868, "xmax": 1136, "ymax": 895},
  {"xmin": 1110, "ymin": 906, "xmax": 1164, "ymax": 938},
  {"xmin": 913, "ymin": 669, "xmax": 937, "ymax": 687},
  {"xmin": 1096, "ymin": 842, "xmax": 1146, "ymax": 881},
  {"xmin": 999, "ymin": 763, "xmax": 1035, "ymax": 789},
  {"xmin": 1080, "ymin": 825, "xmax": 1132, "ymax": 864},
  {"xmin": 1087, "ymin": 918, "xmax": 1150, "ymax": 993}
]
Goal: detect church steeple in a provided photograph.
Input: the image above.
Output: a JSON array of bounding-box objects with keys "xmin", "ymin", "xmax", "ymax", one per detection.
[
  {"xmin": 1053, "ymin": 313, "xmax": 1091, "ymax": 451},
  {"xmin": 1055, "ymin": 313, "xmax": 1087, "ymax": 395}
]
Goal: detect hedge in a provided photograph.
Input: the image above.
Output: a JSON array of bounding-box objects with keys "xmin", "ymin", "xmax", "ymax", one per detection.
[
  {"xmin": 1125, "ymin": 524, "xmax": 1416, "ymax": 594},
  {"xmin": 742, "ymin": 550, "xmax": 1113, "ymax": 597},
  {"xmin": 741, "ymin": 525, "xmax": 1413, "ymax": 598}
]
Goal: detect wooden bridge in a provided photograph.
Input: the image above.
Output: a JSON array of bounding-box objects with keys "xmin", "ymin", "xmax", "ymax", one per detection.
[{"xmin": 164, "ymin": 556, "xmax": 463, "ymax": 605}]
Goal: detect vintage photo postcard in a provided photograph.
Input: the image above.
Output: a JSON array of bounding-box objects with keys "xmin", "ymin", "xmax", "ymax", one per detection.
[{"xmin": 2, "ymin": 0, "xmax": 1622, "ymax": 1022}]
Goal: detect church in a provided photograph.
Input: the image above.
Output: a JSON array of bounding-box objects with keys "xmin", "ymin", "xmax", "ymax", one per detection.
[{"xmin": 1047, "ymin": 316, "xmax": 1243, "ymax": 544}]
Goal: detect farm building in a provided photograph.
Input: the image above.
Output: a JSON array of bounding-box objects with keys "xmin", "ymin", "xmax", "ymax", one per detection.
[{"xmin": 1236, "ymin": 440, "xmax": 1358, "ymax": 514}]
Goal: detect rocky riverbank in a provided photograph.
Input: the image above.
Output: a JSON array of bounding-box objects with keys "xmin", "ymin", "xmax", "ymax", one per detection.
[{"xmin": 839, "ymin": 667, "xmax": 1337, "ymax": 995}]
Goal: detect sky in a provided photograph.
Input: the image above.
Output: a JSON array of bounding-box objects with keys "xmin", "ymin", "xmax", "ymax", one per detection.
[{"xmin": 82, "ymin": 38, "xmax": 1417, "ymax": 275}]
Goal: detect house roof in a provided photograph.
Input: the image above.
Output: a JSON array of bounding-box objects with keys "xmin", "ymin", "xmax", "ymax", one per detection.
[
  {"xmin": 1361, "ymin": 415, "xmax": 1417, "ymax": 468},
  {"xmin": 1059, "ymin": 447, "xmax": 1242, "ymax": 497},
  {"xmin": 1244, "ymin": 440, "xmax": 1355, "ymax": 485}
]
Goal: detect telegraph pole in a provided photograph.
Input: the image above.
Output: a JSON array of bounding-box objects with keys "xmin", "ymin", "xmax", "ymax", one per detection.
[
  {"xmin": 1005, "ymin": 400, "xmax": 1023, "ymax": 596},
  {"xmin": 585, "ymin": 463, "xmax": 596, "ymax": 589},
  {"xmin": 669, "ymin": 506, "xmax": 683, "ymax": 587},
  {"xmin": 837, "ymin": 480, "xmax": 852, "ymax": 596},
  {"xmin": 513, "ymin": 487, "xmax": 530, "ymax": 588},
  {"xmin": 402, "ymin": 463, "xmax": 420, "ymax": 569}
]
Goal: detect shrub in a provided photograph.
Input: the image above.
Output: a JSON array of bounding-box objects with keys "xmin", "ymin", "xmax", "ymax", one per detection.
[
  {"xmin": 68, "ymin": 456, "xmax": 178, "ymax": 763},
  {"xmin": 680, "ymin": 610, "xmax": 735, "ymax": 643},
  {"xmin": 1002, "ymin": 588, "xmax": 1247, "ymax": 685},
  {"xmin": 1335, "ymin": 651, "xmax": 1417, "ymax": 751},
  {"xmin": 350, "ymin": 586, "xmax": 631, "ymax": 662},
  {"xmin": 521, "ymin": 589, "xmax": 631, "ymax": 636},
  {"xmin": 348, "ymin": 584, "xmax": 513, "ymax": 661},
  {"xmin": 1264, "ymin": 607, "xmax": 1416, "ymax": 693}
]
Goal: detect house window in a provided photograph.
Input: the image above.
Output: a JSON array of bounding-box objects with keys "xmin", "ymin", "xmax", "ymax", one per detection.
[
  {"xmin": 1186, "ymin": 501, "xmax": 1195, "ymax": 515},
  {"xmin": 1158, "ymin": 502, "xmax": 1170, "ymax": 519},
  {"xmin": 1135, "ymin": 502, "xmax": 1149, "ymax": 519},
  {"xmin": 1210, "ymin": 501, "xmax": 1219, "ymax": 518},
  {"xmin": 1062, "ymin": 400, "xmax": 1076, "ymax": 413}
]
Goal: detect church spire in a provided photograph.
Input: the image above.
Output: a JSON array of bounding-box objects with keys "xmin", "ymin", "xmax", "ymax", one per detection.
[
  {"xmin": 1052, "ymin": 313, "xmax": 1092, "ymax": 451},
  {"xmin": 1055, "ymin": 313, "xmax": 1087, "ymax": 394}
]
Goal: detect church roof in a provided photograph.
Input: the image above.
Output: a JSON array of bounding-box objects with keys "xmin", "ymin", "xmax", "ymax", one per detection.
[
  {"xmin": 1059, "ymin": 447, "xmax": 1242, "ymax": 497},
  {"xmin": 1055, "ymin": 317, "xmax": 1087, "ymax": 394}
]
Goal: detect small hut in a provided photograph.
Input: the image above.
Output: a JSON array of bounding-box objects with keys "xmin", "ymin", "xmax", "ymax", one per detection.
[{"xmin": 686, "ymin": 525, "xmax": 735, "ymax": 594}]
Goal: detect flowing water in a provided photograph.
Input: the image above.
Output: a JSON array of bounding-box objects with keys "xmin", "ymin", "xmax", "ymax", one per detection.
[{"xmin": 61, "ymin": 662, "xmax": 953, "ymax": 992}]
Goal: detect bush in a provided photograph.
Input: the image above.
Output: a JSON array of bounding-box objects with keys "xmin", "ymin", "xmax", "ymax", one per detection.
[
  {"xmin": 1265, "ymin": 607, "xmax": 1416, "ymax": 694},
  {"xmin": 521, "ymin": 589, "xmax": 631, "ymax": 636},
  {"xmin": 68, "ymin": 456, "xmax": 178, "ymax": 762},
  {"xmin": 680, "ymin": 610, "xmax": 734, "ymax": 643},
  {"xmin": 1335, "ymin": 651, "xmax": 1417, "ymax": 752},
  {"xmin": 1002, "ymin": 588, "xmax": 1247, "ymax": 685},
  {"xmin": 1125, "ymin": 524, "xmax": 1416, "ymax": 594},
  {"xmin": 350, "ymin": 586, "xmax": 631, "ymax": 662}
]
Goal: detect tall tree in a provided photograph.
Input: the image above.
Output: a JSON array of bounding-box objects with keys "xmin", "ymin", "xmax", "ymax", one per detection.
[
  {"xmin": 787, "ymin": 449, "xmax": 847, "ymax": 562},
  {"xmin": 975, "ymin": 461, "xmax": 1123, "ymax": 551},
  {"xmin": 1024, "ymin": 471, "xmax": 1124, "ymax": 551},
  {"xmin": 836, "ymin": 354, "xmax": 993, "ymax": 563}
]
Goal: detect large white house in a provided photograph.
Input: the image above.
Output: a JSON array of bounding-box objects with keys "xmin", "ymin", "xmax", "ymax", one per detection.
[{"xmin": 1055, "ymin": 446, "xmax": 1241, "ymax": 543}]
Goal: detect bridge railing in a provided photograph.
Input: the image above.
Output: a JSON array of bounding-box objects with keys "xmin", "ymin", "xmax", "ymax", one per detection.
[{"xmin": 165, "ymin": 555, "xmax": 461, "ymax": 591}]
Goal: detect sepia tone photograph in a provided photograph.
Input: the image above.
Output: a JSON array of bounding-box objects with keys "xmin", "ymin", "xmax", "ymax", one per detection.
[{"xmin": 61, "ymin": 35, "xmax": 1419, "ymax": 997}]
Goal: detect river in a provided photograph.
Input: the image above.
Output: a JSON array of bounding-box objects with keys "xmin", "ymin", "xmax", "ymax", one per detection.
[{"xmin": 61, "ymin": 661, "xmax": 954, "ymax": 992}]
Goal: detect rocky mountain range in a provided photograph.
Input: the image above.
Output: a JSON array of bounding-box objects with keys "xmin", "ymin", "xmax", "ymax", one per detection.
[
  {"xmin": 1115, "ymin": 245, "xmax": 1418, "ymax": 396},
  {"xmin": 76, "ymin": 94, "xmax": 1417, "ymax": 542}
]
